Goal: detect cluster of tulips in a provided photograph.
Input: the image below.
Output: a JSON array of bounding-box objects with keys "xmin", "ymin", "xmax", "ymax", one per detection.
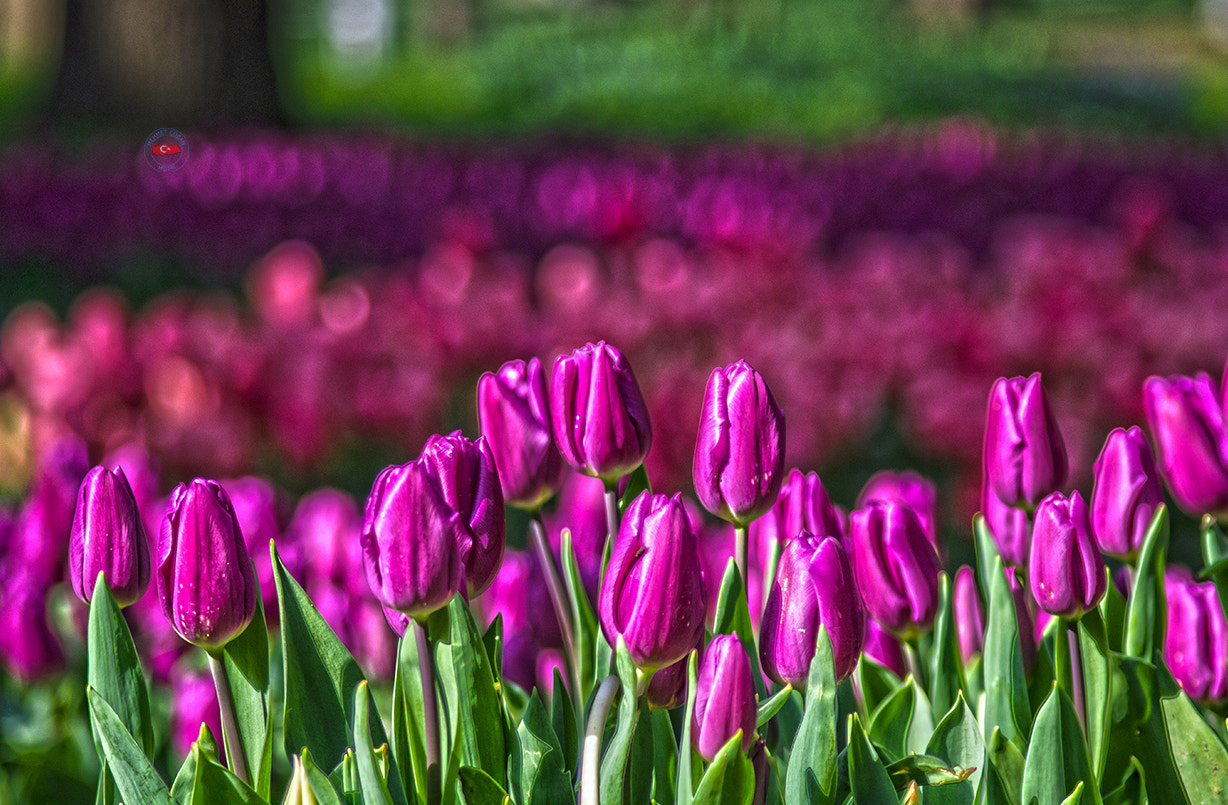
[{"xmin": 32, "ymin": 336, "xmax": 1228, "ymax": 804}]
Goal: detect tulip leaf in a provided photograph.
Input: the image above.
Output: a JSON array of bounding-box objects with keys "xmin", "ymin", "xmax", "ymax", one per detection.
[
  {"xmin": 1097, "ymin": 577, "xmax": 1127, "ymax": 656},
  {"xmin": 651, "ymin": 707, "xmax": 678, "ymax": 805},
  {"xmin": 757, "ymin": 685, "xmax": 794, "ymax": 729},
  {"xmin": 512, "ymin": 692, "xmax": 572, "ymax": 805},
  {"xmin": 172, "ymin": 723, "xmax": 221, "ymax": 804},
  {"xmin": 551, "ymin": 667, "xmax": 579, "ymax": 781},
  {"xmin": 300, "ymin": 748, "xmax": 346, "ymax": 805},
  {"xmin": 692, "ymin": 733, "xmax": 754, "ymax": 805},
  {"xmin": 1076, "ymin": 608, "xmax": 1112, "ymax": 779},
  {"xmin": 1100, "ymin": 759, "xmax": 1143, "ymax": 805},
  {"xmin": 1159, "ymin": 675, "xmax": 1228, "ymax": 803},
  {"xmin": 628, "ymin": 697, "xmax": 657, "ymax": 805},
  {"xmin": 868, "ymin": 674, "xmax": 933, "ymax": 762},
  {"xmin": 459, "ymin": 766, "xmax": 510, "ymax": 805},
  {"xmin": 678, "ymin": 649, "xmax": 701, "ymax": 805},
  {"xmin": 562, "ymin": 529, "xmax": 611, "ymax": 708},
  {"xmin": 187, "ymin": 743, "xmax": 265, "ymax": 805},
  {"xmin": 972, "ymin": 514, "xmax": 1002, "ymax": 606},
  {"xmin": 1020, "ymin": 684, "xmax": 1102, "ymax": 805},
  {"xmin": 392, "ymin": 635, "xmax": 428, "ymax": 805},
  {"xmin": 483, "ymin": 614, "xmax": 504, "ymax": 686},
  {"xmin": 85, "ymin": 686, "xmax": 171, "ymax": 805},
  {"xmin": 930, "ymin": 573, "xmax": 966, "ymax": 725},
  {"xmin": 923, "ymin": 693, "xmax": 984, "ymax": 803},
  {"xmin": 1200, "ymin": 516, "xmax": 1228, "ymax": 628},
  {"xmin": 430, "ymin": 597, "xmax": 510, "ymax": 790},
  {"xmin": 856, "ymin": 657, "xmax": 905, "ymax": 719},
  {"xmin": 219, "ymin": 584, "xmax": 273, "ymax": 799},
  {"xmin": 884, "ymin": 753, "xmax": 975, "ymax": 790},
  {"xmin": 982, "ymin": 558, "xmax": 1031, "ymax": 748},
  {"xmin": 847, "ymin": 714, "xmax": 897, "ymax": 803},
  {"xmin": 784, "ymin": 625, "xmax": 838, "ymax": 805},
  {"xmin": 599, "ymin": 638, "xmax": 640, "ymax": 805},
  {"xmin": 1124, "ymin": 505, "xmax": 1168, "ymax": 662},
  {"xmin": 975, "ymin": 753, "xmax": 1018, "ymax": 805},
  {"xmin": 985, "ymin": 728, "xmax": 1024, "ymax": 805},
  {"xmin": 1059, "ymin": 781, "xmax": 1085, "ymax": 805},
  {"xmin": 618, "ymin": 466, "xmax": 652, "ymax": 514},
  {"xmin": 273, "ymin": 542, "xmax": 404, "ymax": 804},
  {"xmin": 353, "ymin": 681, "xmax": 395, "ymax": 805},
  {"xmin": 712, "ymin": 558, "xmax": 768, "ymax": 699}
]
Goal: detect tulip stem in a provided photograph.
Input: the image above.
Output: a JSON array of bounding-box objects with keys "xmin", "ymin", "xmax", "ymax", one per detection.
[
  {"xmin": 734, "ymin": 525, "xmax": 749, "ymax": 594},
  {"xmin": 604, "ymin": 486, "xmax": 620, "ymax": 546},
  {"xmin": 528, "ymin": 514, "xmax": 579, "ymax": 688},
  {"xmin": 415, "ymin": 621, "xmax": 443, "ymax": 805},
  {"xmin": 580, "ymin": 674, "xmax": 621, "ymax": 805},
  {"xmin": 207, "ymin": 652, "xmax": 251, "ymax": 785},
  {"xmin": 904, "ymin": 638, "xmax": 928, "ymax": 692},
  {"xmin": 1056, "ymin": 618, "xmax": 1086, "ymax": 735}
]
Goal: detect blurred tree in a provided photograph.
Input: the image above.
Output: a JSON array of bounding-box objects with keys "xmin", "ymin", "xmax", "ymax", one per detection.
[{"xmin": 42, "ymin": 0, "xmax": 282, "ymax": 130}]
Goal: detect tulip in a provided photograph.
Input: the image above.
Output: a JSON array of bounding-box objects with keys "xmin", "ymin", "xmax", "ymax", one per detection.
[
  {"xmin": 286, "ymin": 488, "xmax": 362, "ymax": 588},
  {"xmin": 547, "ymin": 470, "xmax": 609, "ymax": 604},
  {"xmin": 171, "ymin": 663, "xmax": 223, "ymax": 757},
  {"xmin": 598, "ymin": 491, "xmax": 706, "ymax": 670},
  {"xmin": 693, "ymin": 360, "xmax": 786, "ymax": 527},
  {"xmin": 551, "ymin": 341, "xmax": 652, "ymax": 483},
  {"xmin": 849, "ymin": 502, "xmax": 942, "ymax": 640},
  {"xmin": 1164, "ymin": 573, "xmax": 1228, "ymax": 705},
  {"xmin": 1090, "ymin": 427, "xmax": 1164, "ymax": 561},
  {"xmin": 1143, "ymin": 373, "xmax": 1228, "ymax": 517},
  {"xmin": 157, "ymin": 479, "xmax": 258, "ymax": 651},
  {"xmin": 952, "ymin": 566, "xmax": 985, "ymax": 663},
  {"xmin": 645, "ymin": 650, "xmax": 691, "ymax": 710},
  {"xmin": 69, "ymin": 465, "xmax": 151, "ymax": 607},
  {"xmin": 775, "ymin": 468, "xmax": 843, "ymax": 542},
  {"xmin": 474, "ymin": 551, "xmax": 540, "ymax": 691},
  {"xmin": 692, "ymin": 635, "xmax": 756, "ymax": 761},
  {"xmin": 858, "ymin": 470, "xmax": 939, "ymax": 551},
  {"xmin": 0, "ymin": 574, "xmax": 64, "ymax": 680},
  {"xmin": 981, "ymin": 482, "xmax": 1032, "ymax": 568},
  {"xmin": 223, "ymin": 476, "xmax": 288, "ymax": 621},
  {"xmin": 983, "ymin": 373, "xmax": 1068, "ymax": 510},
  {"xmin": 478, "ymin": 357, "xmax": 563, "ymax": 510},
  {"xmin": 1028, "ymin": 491, "xmax": 1107, "ymax": 619},
  {"xmin": 362, "ymin": 459, "xmax": 466, "ymax": 620},
  {"xmin": 861, "ymin": 617, "xmax": 907, "ymax": 679},
  {"xmin": 760, "ymin": 532, "xmax": 864, "ymax": 686},
  {"xmin": 421, "ymin": 432, "xmax": 506, "ymax": 597}
]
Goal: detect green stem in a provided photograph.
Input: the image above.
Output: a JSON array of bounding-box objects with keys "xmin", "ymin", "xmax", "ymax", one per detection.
[
  {"xmin": 604, "ymin": 484, "xmax": 620, "ymax": 546},
  {"xmin": 1056, "ymin": 617, "xmax": 1086, "ymax": 735},
  {"xmin": 207, "ymin": 652, "xmax": 250, "ymax": 785},
  {"xmin": 580, "ymin": 675, "xmax": 621, "ymax": 805},
  {"xmin": 734, "ymin": 525, "xmax": 749, "ymax": 594},
  {"xmin": 415, "ymin": 621, "xmax": 442, "ymax": 805}
]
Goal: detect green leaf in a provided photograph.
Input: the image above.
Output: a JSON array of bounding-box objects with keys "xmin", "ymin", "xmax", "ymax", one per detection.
[
  {"xmin": 651, "ymin": 707, "xmax": 678, "ymax": 805},
  {"xmin": 868, "ymin": 676, "xmax": 933, "ymax": 762},
  {"xmin": 219, "ymin": 587, "xmax": 273, "ymax": 799},
  {"xmin": 982, "ymin": 558, "xmax": 1031, "ymax": 747},
  {"xmin": 1058, "ymin": 781, "xmax": 1085, "ymax": 805},
  {"xmin": 856, "ymin": 657, "xmax": 905, "ymax": 719},
  {"xmin": 711, "ymin": 559, "xmax": 769, "ymax": 701},
  {"xmin": 562, "ymin": 529, "xmax": 610, "ymax": 708},
  {"xmin": 392, "ymin": 633, "xmax": 428, "ymax": 805},
  {"xmin": 757, "ymin": 685, "xmax": 794, "ymax": 729},
  {"xmin": 984, "ymin": 728, "xmax": 1023, "ymax": 805},
  {"xmin": 975, "ymin": 756, "xmax": 1017, "ymax": 805},
  {"xmin": 85, "ymin": 687, "xmax": 171, "ymax": 805},
  {"xmin": 884, "ymin": 753, "xmax": 975, "ymax": 789},
  {"xmin": 172, "ymin": 723, "xmax": 220, "ymax": 804},
  {"xmin": 188, "ymin": 744, "xmax": 266, "ymax": 805},
  {"xmin": 847, "ymin": 714, "xmax": 897, "ymax": 803},
  {"xmin": 1020, "ymin": 685, "xmax": 1102, "ymax": 805},
  {"xmin": 972, "ymin": 514, "xmax": 1002, "ymax": 607},
  {"xmin": 1100, "ymin": 759, "xmax": 1143, "ymax": 805},
  {"xmin": 1200, "ymin": 516, "xmax": 1228, "ymax": 629},
  {"xmin": 678, "ymin": 650, "xmax": 701, "ymax": 805},
  {"xmin": 1160, "ymin": 673, "xmax": 1228, "ymax": 804},
  {"xmin": 1124, "ymin": 505, "xmax": 1168, "ymax": 662},
  {"xmin": 692, "ymin": 733, "xmax": 754, "ymax": 805},
  {"xmin": 430, "ymin": 597, "xmax": 509, "ymax": 789},
  {"xmin": 301, "ymin": 748, "xmax": 346, "ymax": 805},
  {"xmin": 1097, "ymin": 576, "xmax": 1127, "ymax": 657},
  {"xmin": 618, "ymin": 465, "xmax": 651, "ymax": 514},
  {"xmin": 627, "ymin": 698, "xmax": 656, "ymax": 805},
  {"xmin": 599, "ymin": 639, "xmax": 639, "ymax": 805},
  {"xmin": 353, "ymin": 681, "xmax": 395, "ymax": 805},
  {"xmin": 784, "ymin": 625, "xmax": 838, "ymax": 805},
  {"xmin": 1076, "ymin": 608, "xmax": 1112, "ymax": 779},
  {"xmin": 459, "ymin": 766, "xmax": 510, "ymax": 805},
  {"xmin": 483, "ymin": 615, "xmax": 504, "ymax": 684},
  {"xmin": 930, "ymin": 573, "xmax": 966, "ymax": 724},
  {"xmin": 923, "ymin": 692, "xmax": 984, "ymax": 804},
  {"xmin": 551, "ymin": 668, "xmax": 580, "ymax": 781},
  {"xmin": 515, "ymin": 692, "xmax": 572, "ymax": 805}
]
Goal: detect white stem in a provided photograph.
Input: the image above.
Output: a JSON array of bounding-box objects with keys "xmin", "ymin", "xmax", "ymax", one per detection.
[{"xmin": 579, "ymin": 675, "xmax": 621, "ymax": 805}]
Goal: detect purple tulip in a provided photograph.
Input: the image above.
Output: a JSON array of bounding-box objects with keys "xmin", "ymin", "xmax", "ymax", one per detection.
[
  {"xmin": 223, "ymin": 476, "xmax": 288, "ymax": 622},
  {"xmin": 692, "ymin": 635, "xmax": 757, "ymax": 761},
  {"xmin": 981, "ymin": 482, "xmax": 1032, "ymax": 568},
  {"xmin": 952, "ymin": 566, "xmax": 985, "ymax": 663},
  {"xmin": 157, "ymin": 479, "xmax": 258, "ymax": 651},
  {"xmin": 362, "ymin": 459, "xmax": 466, "ymax": 620},
  {"xmin": 478, "ymin": 357, "xmax": 563, "ymax": 510},
  {"xmin": 862, "ymin": 617, "xmax": 907, "ymax": 679},
  {"xmin": 693, "ymin": 360, "xmax": 786, "ymax": 527},
  {"xmin": 546, "ymin": 470, "xmax": 608, "ymax": 603},
  {"xmin": 1090, "ymin": 427, "xmax": 1164, "ymax": 561},
  {"xmin": 849, "ymin": 501, "xmax": 942, "ymax": 640},
  {"xmin": 1028, "ymin": 491, "xmax": 1107, "ymax": 619},
  {"xmin": 760, "ymin": 532, "xmax": 864, "ymax": 686},
  {"xmin": 983, "ymin": 373, "xmax": 1068, "ymax": 510},
  {"xmin": 550, "ymin": 341, "xmax": 653, "ymax": 483},
  {"xmin": 421, "ymin": 432, "xmax": 506, "ymax": 597},
  {"xmin": 1164, "ymin": 573, "xmax": 1228, "ymax": 706},
  {"xmin": 1143, "ymin": 373, "xmax": 1228, "ymax": 517},
  {"xmin": 286, "ymin": 488, "xmax": 362, "ymax": 588},
  {"xmin": 858, "ymin": 470, "xmax": 940, "ymax": 551},
  {"xmin": 646, "ymin": 650, "xmax": 692, "ymax": 710},
  {"xmin": 598, "ymin": 492, "xmax": 706, "ymax": 670},
  {"xmin": 776, "ymin": 468, "xmax": 843, "ymax": 542},
  {"xmin": 170, "ymin": 662, "xmax": 222, "ymax": 757},
  {"xmin": 0, "ymin": 573, "xmax": 64, "ymax": 680},
  {"xmin": 69, "ymin": 466, "xmax": 151, "ymax": 607}
]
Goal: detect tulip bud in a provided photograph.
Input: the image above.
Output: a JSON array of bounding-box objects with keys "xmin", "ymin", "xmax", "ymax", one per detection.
[
  {"xmin": 952, "ymin": 566, "xmax": 985, "ymax": 663},
  {"xmin": 69, "ymin": 466, "xmax": 151, "ymax": 608},
  {"xmin": 286, "ymin": 488, "xmax": 362, "ymax": 589},
  {"xmin": 645, "ymin": 650, "xmax": 691, "ymax": 710},
  {"xmin": 550, "ymin": 341, "xmax": 652, "ymax": 483},
  {"xmin": 1164, "ymin": 573, "xmax": 1228, "ymax": 706},
  {"xmin": 598, "ymin": 492, "xmax": 706, "ymax": 670},
  {"xmin": 478, "ymin": 357, "xmax": 563, "ymax": 510},
  {"xmin": 1090, "ymin": 427, "xmax": 1164, "ymax": 561},
  {"xmin": 1143, "ymin": 373, "xmax": 1228, "ymax": 517},
  {"xmin": 223, "ymin": 476, "xmax": 289, "ymax": 623},
  {"xmin": 1028, "ymin": 491, "xmax": 1107, "ymax": 619},
  {"xmin": 760, "ymin": 532, "xmax": 864, "ymax": 686},
  {"xmin": 981, "ymin": 483, "xmax": 1032, "ymax": 568},
  {"xmin": 421, "ymin": 432, "xmax": 506, "ymax": 597},
  {"xmin": 983, "ymin": 373, "xmax": 1068, "ymax": 510},
  {"xmin": 849, "ymin": 502, "xmax": 942, "ymax": 640},
  {"xmin": 692, "ymin": 635, "xmax": 756, "ymax": 761},
  {"xmin": 157, "ymin": 479, "xmax": 258, "ymax": 651},
  {"xmin": 858, "ymin": 471, "xmax": 940, "ymax": 551},
  {"xmin": 362, "ymin": 460, "xmax": 466, "ymax": 620},
  {"xmin": 861, "ymin": 617, "xmax": 907, "ymax": 679},
  {"xmin": 693, "ymin": 360, "xmax": 786, "ymax": 527},
  {"xmin": 778, "ymin": 468, "xmax": 843, "ymax": 541},
  {"xmin": 171, "ymin": 663, "xmax": 222, "ymax": 758}
]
